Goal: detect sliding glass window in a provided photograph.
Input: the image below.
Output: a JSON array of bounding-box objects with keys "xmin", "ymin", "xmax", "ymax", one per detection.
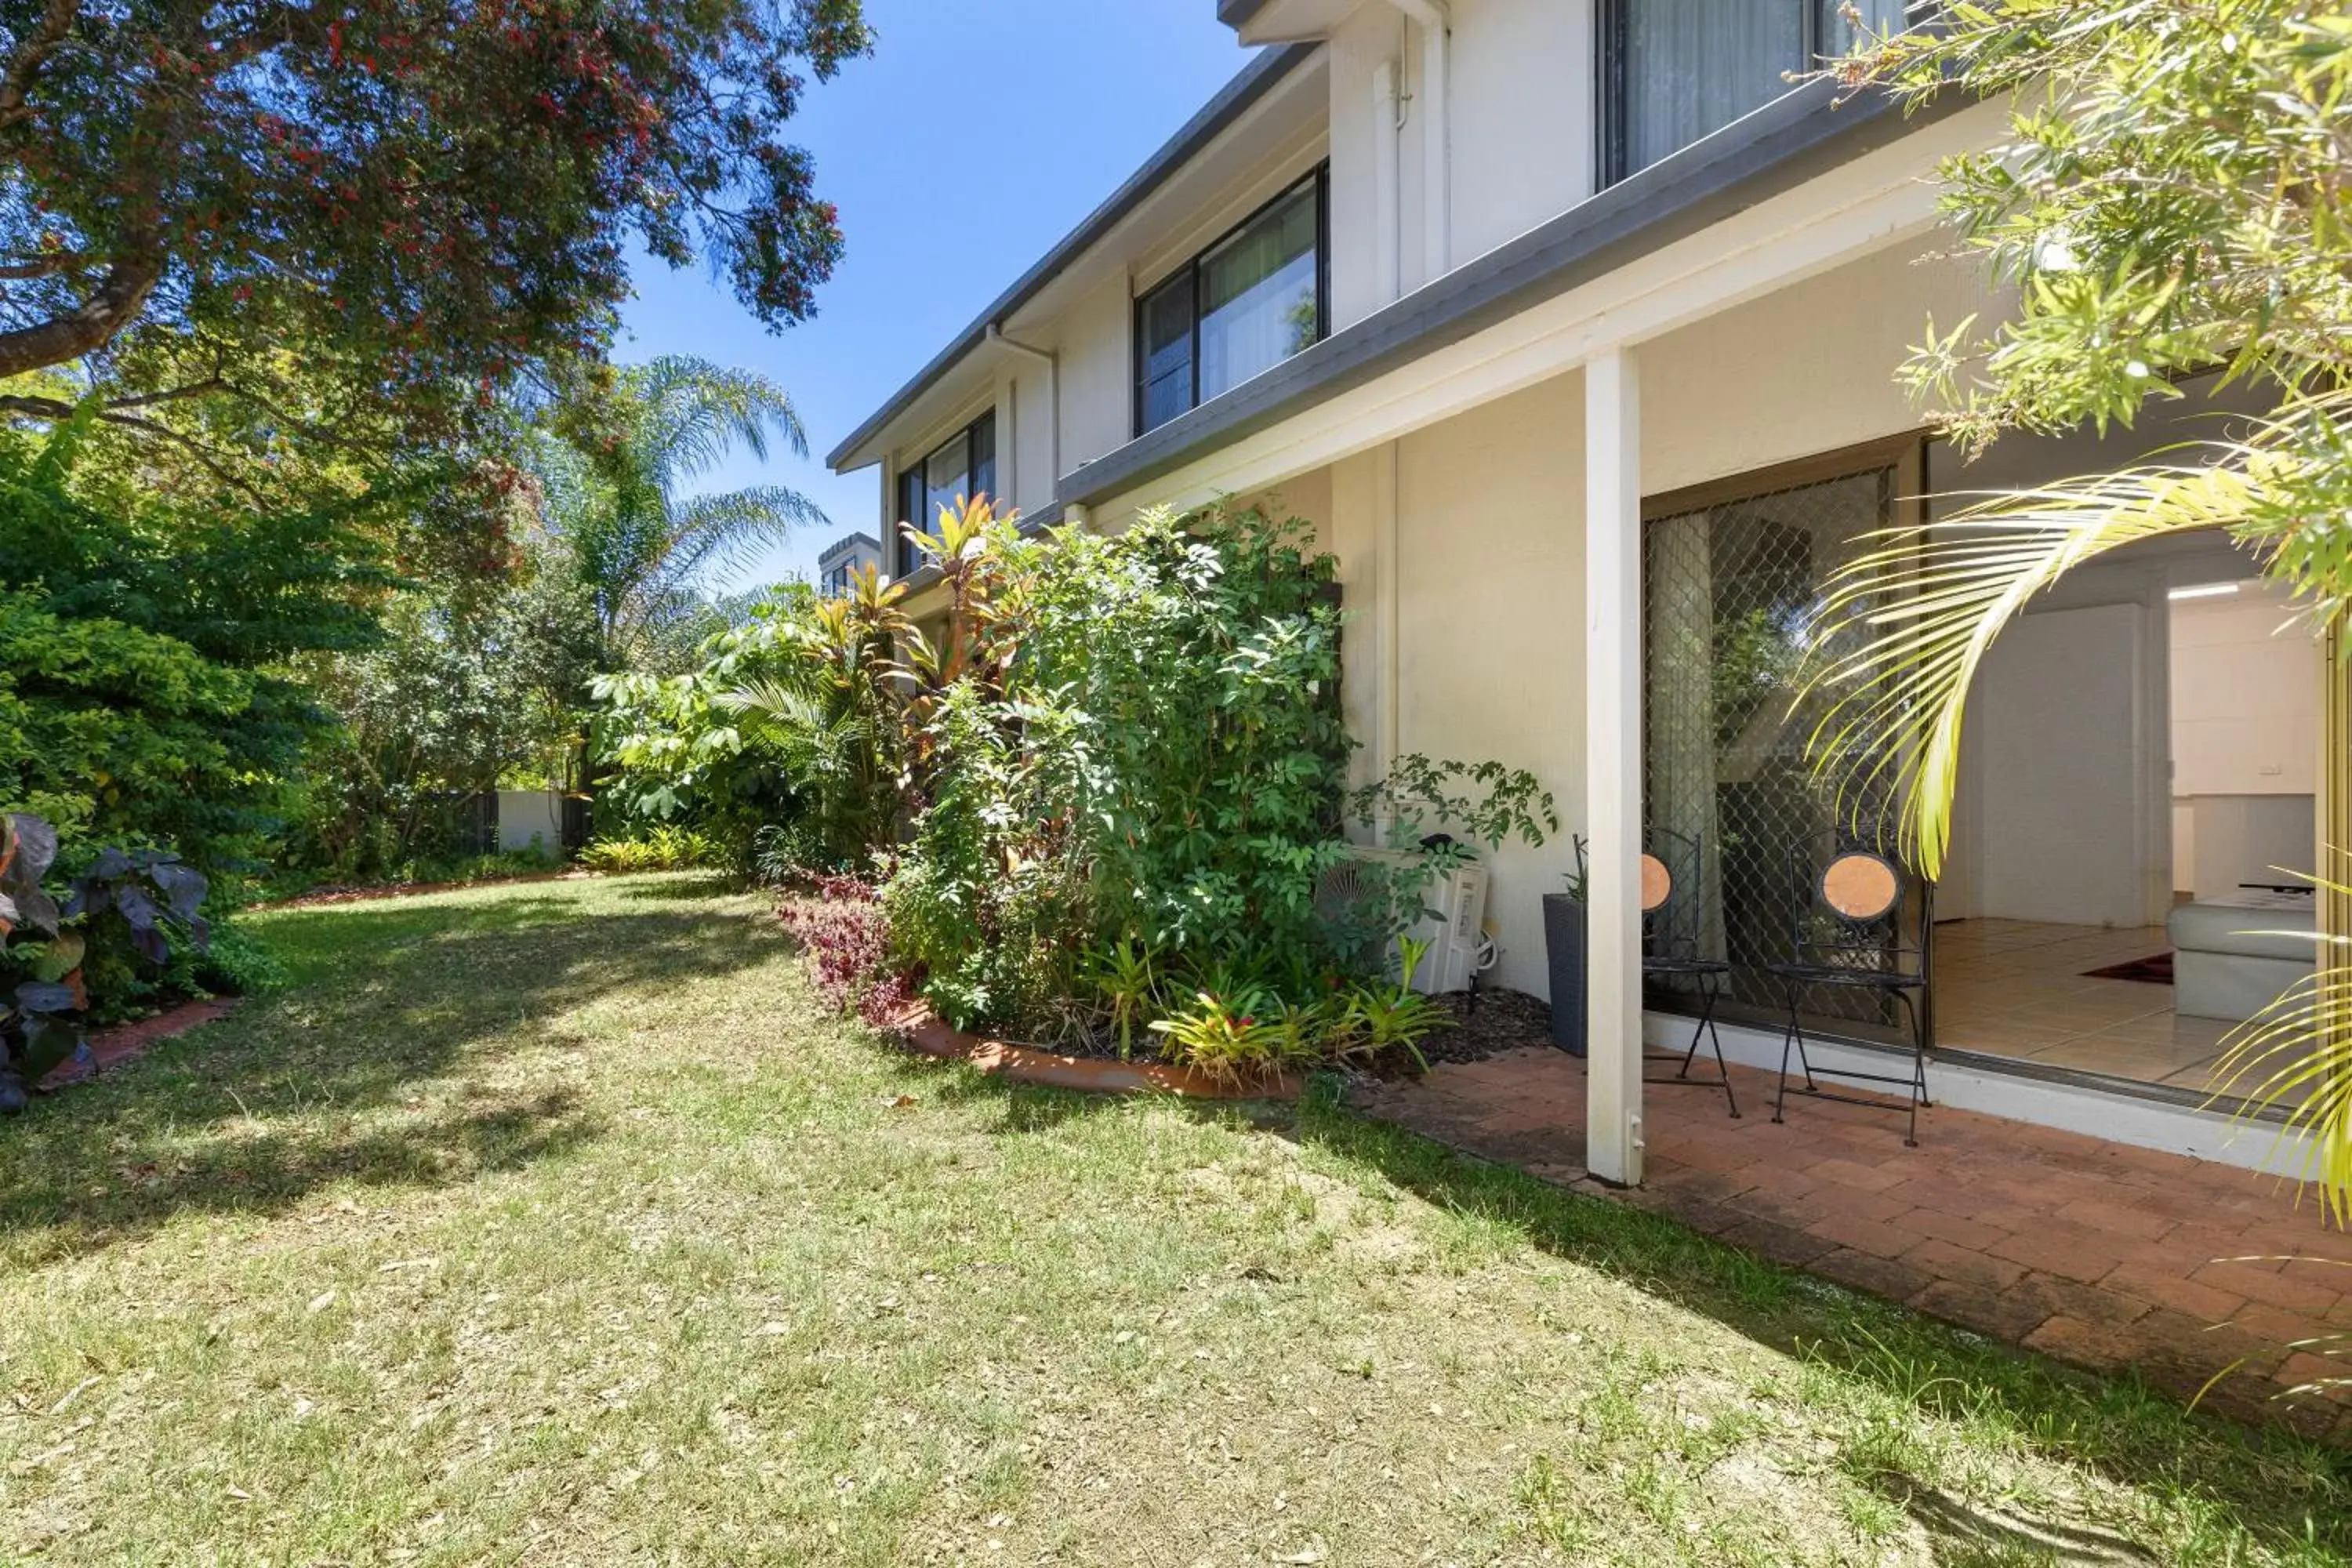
[
  {"xmin": 1134, "ymin": 168, "xmax": 1328, "ymax": 437},
  {"xmin": 894, "ymin": 411, "xmax": 996, "ymax": 577},
  {"xmin": 1600, "ymin": 0, "xmax": 1906, "ymax": 184}
]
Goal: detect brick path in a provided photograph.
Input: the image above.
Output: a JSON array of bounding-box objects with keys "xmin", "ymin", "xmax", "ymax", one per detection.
[{"xmin": 1349, "ymin": 1047, "xmax": 2352, "ymax": 1438}]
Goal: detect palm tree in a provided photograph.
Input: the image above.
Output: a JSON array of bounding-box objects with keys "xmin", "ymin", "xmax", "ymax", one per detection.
[{"xmin": 539, "ymin": 355, "xmax": 826, "ymax": 667}]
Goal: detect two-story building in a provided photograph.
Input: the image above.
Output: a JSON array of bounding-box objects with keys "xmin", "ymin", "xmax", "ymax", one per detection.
[
  {"xmin": 815, "ymin": 531, "xmax": 884, "ymax": 597},
  {"xmin": 827, "ymin": 2, "xmax": 2322, "ymax": 1185}
]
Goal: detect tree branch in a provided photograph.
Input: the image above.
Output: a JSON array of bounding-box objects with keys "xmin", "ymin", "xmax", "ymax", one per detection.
[
  {"xmin": 0, "ymin": 238, "xmax": 165, "ymax": 380},
  {"xmin": 0, "ymin": 250, "xmax": 93, "ymax": 280},
  {"xmin": 0, "ymin": 0, "xmax": 79, "ymax": 131}
]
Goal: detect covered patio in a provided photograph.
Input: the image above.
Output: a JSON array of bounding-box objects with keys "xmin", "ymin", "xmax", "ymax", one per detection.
[{"xmin": 1351, "ymin": 1045, "xmax": 2352, "ymax": 1437}]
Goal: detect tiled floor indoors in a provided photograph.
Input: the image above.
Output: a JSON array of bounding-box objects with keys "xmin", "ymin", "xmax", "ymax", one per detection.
[
  {"xmin": 1351, "ymin": 1047, "xmax": 2352, "ymax": 1438},
  {"xmin": 1933, "ymin": 917, "xmax": 2239, "ymax": 1091}
]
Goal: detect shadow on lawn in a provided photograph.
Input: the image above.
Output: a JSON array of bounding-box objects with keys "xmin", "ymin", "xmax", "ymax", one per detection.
[
  {"xmin": 0, "ymin": 890, "xmax": 780, "ymax": 1265},
  {"xmin": 1269, "ymin": 1077, "xmax": 2352, "ymax": 1563},
  {"xmin": 877, "ymin": 1055, "xmax": 2350, "ymax": 1557}
]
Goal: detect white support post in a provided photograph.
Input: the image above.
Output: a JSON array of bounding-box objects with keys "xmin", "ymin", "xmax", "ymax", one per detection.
[{"xmin": 1584, "ymin": 346, "xmax": 1645, "ymax": 1188}]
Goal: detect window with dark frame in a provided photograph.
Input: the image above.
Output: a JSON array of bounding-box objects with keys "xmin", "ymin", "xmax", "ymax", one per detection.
[
  {"xmin": 1134, "ymin": 166, "xmax": 1330, "ymax": 438},
  {"xmin": 894, "ymin": 410, "xmax": 997, "ymax": 578},
  {"xmin": 1597, "ymin": 0, "xmax": 1907, "ymax": 187}
]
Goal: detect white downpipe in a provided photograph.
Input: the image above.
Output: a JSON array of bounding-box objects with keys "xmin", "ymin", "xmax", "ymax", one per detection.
[
  {"xmin": 985, "ymin": 325, "xmax": 1059, "ymax": 513},
  {"xmin": 1373, "ymin": 59, "xmax": 1403, "ymax": 305},
  {"xmin": 1584, "ymin": 346, "xmax": 1644, "ymax": 1187},
  {"xmin": 1382, "ymin": 0, "xmax": 1450, "ymax": 278}
]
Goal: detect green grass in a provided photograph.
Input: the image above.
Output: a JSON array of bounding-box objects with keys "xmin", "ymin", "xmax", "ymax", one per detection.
[{"xmin": 2, "ymin": 873, "xmax": 2347, "ymax": 1564}]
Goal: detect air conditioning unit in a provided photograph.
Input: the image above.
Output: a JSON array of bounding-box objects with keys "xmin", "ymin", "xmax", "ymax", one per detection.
[{"xmin": 1313, "ymin": 846, "xmax": 1493, "ymax": 995}]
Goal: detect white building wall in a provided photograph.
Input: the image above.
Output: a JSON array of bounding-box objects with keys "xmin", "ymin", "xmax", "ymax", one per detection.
[
  {"xmin": 1057, "ymin": 274, "xmax": 1135, "ymax": 475},
  {"xmin": 1323, "ymin": 0, "xmax": 1592, "ymax": 325},
  {"xmin": 1294, "ymin": 241, "xmax": 2002, "ymax": 1000},
  {"xmin": 1446, "ymin": 0, "xmax": 1595, "ymax": 266}
]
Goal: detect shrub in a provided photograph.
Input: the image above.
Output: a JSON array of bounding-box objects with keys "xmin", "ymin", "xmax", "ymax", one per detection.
[
  {"xmin": 579, "ymin": 826, "xmax": 723, "ymax": 874},
  {"xmin": 0, "ymin": 423, "xmax": 390, "ymax": 876},
  {"xmin": 777, "ymin": 875, "xmax": 912, "ymax": 1027}
]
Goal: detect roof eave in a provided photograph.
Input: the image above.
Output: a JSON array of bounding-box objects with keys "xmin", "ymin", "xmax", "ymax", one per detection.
[{"xmin": 1060, "ymin": 79, "xmax": 1969, "ymax": 510}]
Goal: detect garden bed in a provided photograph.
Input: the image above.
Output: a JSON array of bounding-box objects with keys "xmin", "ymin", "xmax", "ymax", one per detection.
[
  {"xmin": 37, "ymin": 996, "xmax": 239, "ymax": 1091},
  {"xmin": 890, "ymin": 1007, "xmax": 1301, "ymax": 1100},
  {"xmin": 252, "ymin": 869, "xmax": 597, "ymax": 910},
  {"xmin": 1413, "ymin": 985, "xmax": 1557, "ymax": 1067}
]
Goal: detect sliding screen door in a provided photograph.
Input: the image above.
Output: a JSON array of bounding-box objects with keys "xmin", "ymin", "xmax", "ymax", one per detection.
[{"xmin": 1642, "ymin": 461, "xmax": 1911, "ymax": 1037}]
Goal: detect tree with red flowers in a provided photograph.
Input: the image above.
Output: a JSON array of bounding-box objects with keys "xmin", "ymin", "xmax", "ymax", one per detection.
[{"xmin": 0, "ymin": 0, "xmax": 869, "ymax": 486}]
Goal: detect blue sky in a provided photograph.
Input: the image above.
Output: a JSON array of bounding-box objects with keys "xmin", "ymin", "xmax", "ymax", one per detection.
[{"xmin": 615, "ymin": 0, "xmax": 1256, "ymax": 592}]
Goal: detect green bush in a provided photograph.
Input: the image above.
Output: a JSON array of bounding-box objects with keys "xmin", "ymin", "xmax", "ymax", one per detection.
[
  {"xmin": 0, "ymin": 422, "xmax": 390, "ymax": 875},
  {"xmin": 579, "ymin": 826, "xmax": 723, "ymax": 874}
]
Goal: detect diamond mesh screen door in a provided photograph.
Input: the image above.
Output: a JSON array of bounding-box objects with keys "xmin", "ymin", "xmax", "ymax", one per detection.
[{"xmin": 1642, "ymin": 458, "xmax": 1915, "ymax": 1040}]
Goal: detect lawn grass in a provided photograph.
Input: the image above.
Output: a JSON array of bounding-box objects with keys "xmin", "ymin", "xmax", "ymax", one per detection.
[{"xmin": 2, "ymin": 873, "xmax": 2347, "ymax": 1565}]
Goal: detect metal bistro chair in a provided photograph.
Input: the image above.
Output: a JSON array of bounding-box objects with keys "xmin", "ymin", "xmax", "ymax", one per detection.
[
  {"xmin": 1639, "ymin": 828, "xmax": 1740, "ymax": 1118},
  {"xmin": 1764, "ymin": 837, "xmax": 1934, "ymax": 1146},
  {"xmin": 1573, "ymin": 832, "xmax": 1741, "ymax": 1116}
]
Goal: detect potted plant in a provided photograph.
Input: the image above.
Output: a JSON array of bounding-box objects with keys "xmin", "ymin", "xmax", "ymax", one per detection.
[{"xmin": 1542, "ymin": 840, "xmax": 1587, "ymax": 1056}]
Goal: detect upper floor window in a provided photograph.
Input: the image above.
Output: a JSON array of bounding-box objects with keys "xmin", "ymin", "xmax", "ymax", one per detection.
[
  {"xmin": 1600, "ymin": 0, "xmax": 1906, "ymax": 184},
  {"xmin": 1135, "ymin": 167, "xmax": 1329, "ymax": 437},
  {"xmin": 895, "ymin": 409, "xmax": 996, "ymax": 577},
  {"xmin": 820, "ymin": 561, "xmax": 853, "ymax": 597}
]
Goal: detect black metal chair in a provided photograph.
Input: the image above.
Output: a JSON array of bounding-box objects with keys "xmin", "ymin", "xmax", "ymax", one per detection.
[
  {"xmin": 1573, "ymin": 831, "xmax": 1741, "ymax": 1117},
  {"xmin": 1639, "ymin": 828, "xmax": 1739, "ymax": 1117},
  {"xmin": 1763, "ymin": 837, "xmax": 1934, "ymax": 1145}
]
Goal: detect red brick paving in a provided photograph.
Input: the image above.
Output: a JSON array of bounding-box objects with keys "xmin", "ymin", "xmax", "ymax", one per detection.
[{"xmin": 1350, "ymin": 1047, "xmax": 2352, "ymax": 1439}]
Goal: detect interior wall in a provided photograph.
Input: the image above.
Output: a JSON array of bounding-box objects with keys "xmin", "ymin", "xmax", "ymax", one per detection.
[
  {"xmin": 1936, "ymin": 381, "xmax": 2281, "ymax": 927},
  {"xmin": 1969, "ymin": 604, "xmax": 2151, "ymax": 926},
  {"xmin": 2170, "ymin": 581, "xmax": 2320, "ymax": 897}
]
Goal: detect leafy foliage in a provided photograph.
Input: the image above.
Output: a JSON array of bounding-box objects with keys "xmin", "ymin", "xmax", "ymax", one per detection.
[
  {"xmin": 0, "ymin": 423, "xmax": 390, "ymax": 872},
  {"xmin": 0, "ymin": 0, "xmax": 870, "ymax": 488},
  {"xmin": 604, "ymin": 495, "xmax": 1554, "ymax": 1051},
  {"xmin": 291, "ymin": 540, "xmax": 598, "ymax": 880},
  {"xmin": 0, "ymin": 812, "xmax": 78, "ymax": 1109},
  {"xmin": 0, "ymin": 813, "xmax": 218, "ymax": 1109},
  {"xmin": 578, "ymin": 826, "xmax": 723, "ymax": 873},
  {"xmin": 538, "ymin": 356, "xmax": 826, "ymax": 667},
  {"xmin": 1808, "ymin": 2, "xmax": 2352, "ymax": 1223}
]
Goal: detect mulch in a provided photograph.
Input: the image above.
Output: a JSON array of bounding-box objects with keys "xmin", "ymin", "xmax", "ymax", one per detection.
[
  {"xmin": 948, "ymin": 984, "xmax": 1559, "ymax": 1079},
  {"xmin": 251, "ymin": 870, "xmax": 597, "ymax": 910},
  {"xmin": 1414, "ymin": 986, "xmax": 1559, "ymax": 1067}
]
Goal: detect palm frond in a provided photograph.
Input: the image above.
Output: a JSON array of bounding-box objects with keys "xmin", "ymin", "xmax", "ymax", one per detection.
[
  {"xmin": 1803, "ymin": 454, "xmax": 2272, "ymax": 877},
  {"xmin": 660, "ymin": 485, "xmax": 829, "ymax": 589},
  {"xmin": 2210, "ymin": 921, "xmax": 2352, "ymax": 1228},
  {"xmin": 629, "ymin": 355, "xmax": 808, "ymax": 488}
]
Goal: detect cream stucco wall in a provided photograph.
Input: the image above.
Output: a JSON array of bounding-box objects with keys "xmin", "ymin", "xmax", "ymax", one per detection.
[
  {"xmin": 1055, "ymin": 273, "xmax": 1137, "ymax": 477},
  {"xmin": 1637, "ymin": 244, "xmax": 1999, "ymax": 495},
  {"xmin": 1325, "ymin": 0, "xmax": 1592, "ymax": 324},
  {"xmin": 1280, "ymin": 241, "xmax": 2006, "ymax": 1000}
]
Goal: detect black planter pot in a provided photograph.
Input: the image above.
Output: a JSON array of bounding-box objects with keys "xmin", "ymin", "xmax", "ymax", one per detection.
[{"xmin": 1542, "ymin": 893, "xmax": 1588, "ymax": 1058}]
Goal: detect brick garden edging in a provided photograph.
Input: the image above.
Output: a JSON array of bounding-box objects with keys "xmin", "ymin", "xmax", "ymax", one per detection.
[
  {"xmin": 890, "ymin": 1007, "xmax": 1302, "ymax": 1102},
  {"xmin": 38, "ymin": 996, "xmax": 241, "ymax": 1093}
]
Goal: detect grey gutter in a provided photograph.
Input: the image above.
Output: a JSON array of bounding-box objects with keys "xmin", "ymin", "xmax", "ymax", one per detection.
[
  {"xmin": 1061, "ymin": 77, "xmax": 1969, "ymax": 510},
  {"xmin": 823, "ymin": 42, "xmax": 1320, "ymax": 474},
  {"xmin": 1218, "ymin": 0, "xmax": 1274, "ymax": 25}
]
